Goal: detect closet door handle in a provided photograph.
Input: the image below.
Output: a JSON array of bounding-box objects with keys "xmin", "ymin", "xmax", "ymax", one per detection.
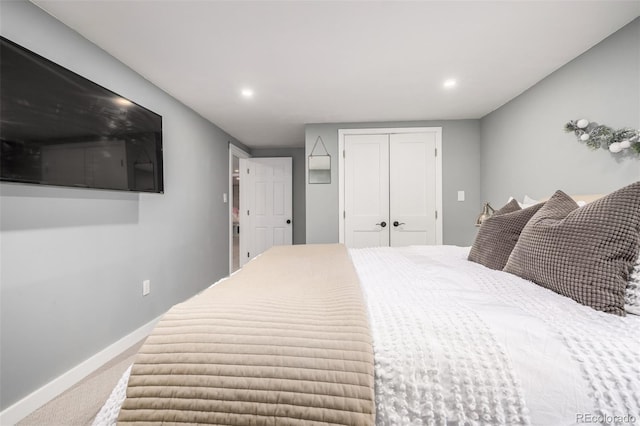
[
  {"xmin": 376, "ymin": 221, "xmax": 387, "ymax": 228},
  {"xmin": 393, "ymin": 221, "xmax": 405, "ymax": 227}
]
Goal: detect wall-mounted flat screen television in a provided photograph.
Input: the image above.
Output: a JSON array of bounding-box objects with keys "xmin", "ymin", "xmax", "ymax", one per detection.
[{"xmin": 0, "ymin": 36, "xmax": 164, "ymax": 193}]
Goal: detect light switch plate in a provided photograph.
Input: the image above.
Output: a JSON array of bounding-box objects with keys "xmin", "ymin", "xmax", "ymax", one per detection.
[{"xmin": 457, "ymin": 190, "xmax": 465, "ymax": 202}]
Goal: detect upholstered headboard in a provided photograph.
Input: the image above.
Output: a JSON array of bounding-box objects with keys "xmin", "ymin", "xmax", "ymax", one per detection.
[
  {"xmin": 569, "ymin": 194, "xmax": 604, "ymax": 204},
  {"xmin": 539, "ymin": 194, "xmax": 604, "ymax": 204}
]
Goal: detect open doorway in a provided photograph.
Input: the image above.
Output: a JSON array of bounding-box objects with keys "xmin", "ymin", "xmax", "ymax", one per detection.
[
  {"xmin": 229, "ymin": 144, "xmax": 250, "ymax": 275},
  {"xmin": 232, "ymin": 156, "xmax": 240, "ymax": 272}
]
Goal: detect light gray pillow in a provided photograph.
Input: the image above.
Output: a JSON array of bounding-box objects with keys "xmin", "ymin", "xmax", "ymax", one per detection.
[
  {"xmin": 504, "ymin": 182, "xmax": 640, "ymax": 316},
  {"xmin": 468, "ymin": 199, "xmax": 544, "ymax": 270},
  {"xmin": 625, "ymin": 253, "xmax": 640, "ymax": 315}
]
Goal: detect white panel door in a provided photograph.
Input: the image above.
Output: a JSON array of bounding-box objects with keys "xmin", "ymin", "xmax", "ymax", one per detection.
[
  {"xmin": 342, "ymin": 129, "xmax": 440, "ymax": 248},
  {"xmin": 85, "ymin": 142, "xmax": 128, "ymax": 190},
  {"xmin": 42, "ymin": 145, "xmax": 85, "ymax": 186},
  {"xmin": 389, "ymin": 132, "xmax": 437, "ymax": 247},
  {"xmin": 240, "ymin": 157, "xmax": 292, "ymax": 266},
  {"xmin": 344, "ymin": 134, "xmax": 390, "ymax": 248}
]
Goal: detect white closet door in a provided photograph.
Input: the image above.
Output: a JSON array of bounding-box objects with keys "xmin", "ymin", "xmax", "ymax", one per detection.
[
  {"xmin": 344, "ymin": 134, "xmax": 390, "ymax": 248},
  {"xmin": 389, "ymin": 132, "xmax": 437, "ymax": 247},
  {"xmin": 240, "ymin": 157, "xmax": 292, "ymax": 266}
]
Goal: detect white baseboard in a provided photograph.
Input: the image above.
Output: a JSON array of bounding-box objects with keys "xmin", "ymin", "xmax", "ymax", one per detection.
[{"xmin": 0, "ymin": 315, "xmax": 162, "ymax": 425}]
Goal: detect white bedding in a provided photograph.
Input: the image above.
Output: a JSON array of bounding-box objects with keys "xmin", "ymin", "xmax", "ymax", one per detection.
[
  {"xmin": 351, "ymin": 245, "xmax": 640, "ymax": 425},
  {"xmin": 95, "ymin": 245, "xmax": 640, "ymax": 426}
]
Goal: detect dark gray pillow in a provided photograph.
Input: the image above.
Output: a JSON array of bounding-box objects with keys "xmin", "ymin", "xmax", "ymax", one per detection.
[
  {"xmin": 504, "ymin": 182, "xmax": 640, "ymax": 316},
  {"xmin": 468, "ymin": 199, "xmax": 544, "ymax": 270}
]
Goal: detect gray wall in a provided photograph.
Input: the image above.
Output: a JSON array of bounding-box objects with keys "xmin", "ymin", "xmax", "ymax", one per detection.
[
  {"xmin": 481, "ymin": 18, "xmax": 640, "ymax": 205},
  {"xmin": 0, "ymin": 1, "xmax": 242, "ymax": 409},
  {"xmin": 251, "ymin": 148, "xmax": 306, "ymax": 244},
  {"xmin": 305, "ymin": 120, "xmax": 481, "ymax": 246}
]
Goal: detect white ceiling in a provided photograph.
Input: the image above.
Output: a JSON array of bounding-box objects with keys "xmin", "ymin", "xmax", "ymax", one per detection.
[{"xmin": 32, "ymin": 1, "xmax": 640, "ymax": 149}]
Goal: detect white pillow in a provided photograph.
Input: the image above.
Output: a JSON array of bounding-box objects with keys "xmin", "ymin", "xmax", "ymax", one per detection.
[
  {"xmin": 508, "ymin": 195, "xmax": 584, "ymax": 209},
  {"xmin": 625, "ymin": 253, "xmax": 640, "ymax": 315},
  {"xmin": 507, "ymin": 195, "xmax": 539, "ymax": 209}
]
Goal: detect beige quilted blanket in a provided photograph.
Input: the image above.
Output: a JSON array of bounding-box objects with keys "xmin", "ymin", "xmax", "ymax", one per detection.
[{"xmin": 118, "ymin": 244, "xmax": 375, "ymax": 425}]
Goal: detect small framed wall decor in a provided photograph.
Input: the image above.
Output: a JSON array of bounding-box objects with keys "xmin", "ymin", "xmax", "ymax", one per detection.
[{"xmin": 308, "ymin": 136, "xmax": 331, "ymax": 184}]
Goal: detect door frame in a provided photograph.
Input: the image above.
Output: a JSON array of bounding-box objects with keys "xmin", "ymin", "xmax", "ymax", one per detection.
[
  {"xmin": 338, "ymin": 127, "xmax": 443, "ymax": 245},
  {"xmin": 229, "ymin": 143, "xmax": 250, "ymax": 275}
]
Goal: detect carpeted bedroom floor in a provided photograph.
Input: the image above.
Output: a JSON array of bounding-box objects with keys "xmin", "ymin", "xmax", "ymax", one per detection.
[{"xmin": 17, "ymin": 340, "xmax": 144, "ymax": 426}]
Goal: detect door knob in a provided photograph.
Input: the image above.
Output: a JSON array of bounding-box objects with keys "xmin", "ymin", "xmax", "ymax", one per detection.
[
  {"xmin": 286, "ymin": 219, "xmax": 291, "ymax": 224},
  {"xmin": 375, "ymin": 221, "xmax": 387, "ymax": 228},
  {"xmin": 393, "ymin": 221, "xmax": 406, "ymax": 227}
]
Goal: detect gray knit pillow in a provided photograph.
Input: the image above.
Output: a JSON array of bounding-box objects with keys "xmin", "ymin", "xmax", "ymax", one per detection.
[
  {"xmin": 504, "ymin": 182, "xmax": 640, "ymax": 316},
  {"xmin": 468, "ymin": 199, "xmax": 544, "ymax": 270}
]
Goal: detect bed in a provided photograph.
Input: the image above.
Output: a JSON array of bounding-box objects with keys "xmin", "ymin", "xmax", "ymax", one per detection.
[{"xmin": 95, "ymin": 182, "xmax": 640, "ymax": 425}]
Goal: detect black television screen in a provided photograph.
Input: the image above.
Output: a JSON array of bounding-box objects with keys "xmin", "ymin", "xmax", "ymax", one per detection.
[{"xmin": 0, "ymin": 36, "xmax": 164, "ymax": 193}]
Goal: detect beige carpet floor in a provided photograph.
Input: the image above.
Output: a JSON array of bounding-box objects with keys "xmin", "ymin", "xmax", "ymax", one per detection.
[{"xmin": 17, "ymin": 340, "xmax": 145, "ymax": 426}]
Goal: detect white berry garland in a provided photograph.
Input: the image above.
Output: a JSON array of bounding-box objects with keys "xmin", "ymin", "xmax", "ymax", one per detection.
[{"xmin": 564, "ymin": 119, "xmax": 640, "ymax": 154}]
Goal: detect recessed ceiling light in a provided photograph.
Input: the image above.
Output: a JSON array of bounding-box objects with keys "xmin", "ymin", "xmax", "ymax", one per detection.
[
  {"xmin": 443, "ymin": 79, "xmax": 457, "ymax": 89},
  {"xmin": 241, "ymin": 88, "xmax": 254, "ymax": 98}
]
